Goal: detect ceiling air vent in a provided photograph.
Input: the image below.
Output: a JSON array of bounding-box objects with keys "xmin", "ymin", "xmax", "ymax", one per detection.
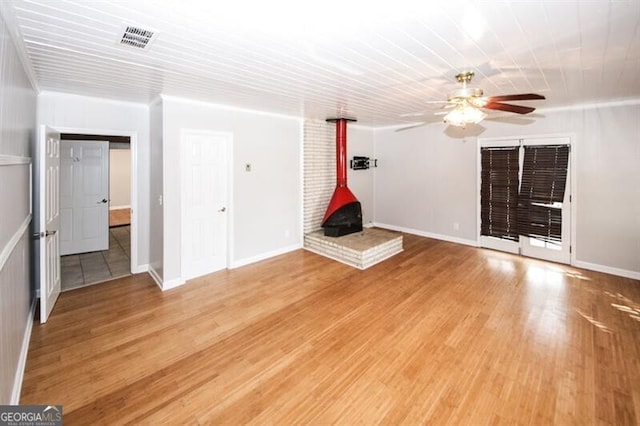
[{"xmin": 118, "ymin": 24, "xmax": 158, "ymax": 50}]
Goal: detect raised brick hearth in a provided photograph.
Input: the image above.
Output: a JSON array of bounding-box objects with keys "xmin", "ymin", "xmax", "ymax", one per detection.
[{"xmin": 304, "ymin": 228, "xmax": 403, "ymax": 270}]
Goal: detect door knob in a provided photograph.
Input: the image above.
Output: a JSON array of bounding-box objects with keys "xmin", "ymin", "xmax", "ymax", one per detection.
[
  {"xmin": 218, "ymin": 207, "xmax": 226, "ymax": 212},
  {"xmin": 97, "ymin": 198, "xmax": 108, "ymax": 204},
  {"xmin": 33, "ymin": 230, "xmax": 57, "ymax": 238}
]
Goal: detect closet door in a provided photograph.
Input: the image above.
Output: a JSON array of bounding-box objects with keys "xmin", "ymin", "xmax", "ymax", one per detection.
[{"xmin": 181, "ymin": 130, "xmax": 230, "ymax": 280}]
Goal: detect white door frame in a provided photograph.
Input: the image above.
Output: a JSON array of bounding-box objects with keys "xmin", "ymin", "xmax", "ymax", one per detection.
[
  {"xmin": 180, "ymin": 129, "xmax": 233, "ymax": 281},
  {"xmin": 53, "ymin": 126, "xmax": 140, "ymax": 274},
  {"xmin": 476, "ymin": 133, "xmax": 577, "ymax": 265}
]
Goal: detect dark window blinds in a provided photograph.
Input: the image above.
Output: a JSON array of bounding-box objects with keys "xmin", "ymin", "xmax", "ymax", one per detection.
[
  {"xmin": 480, "ymin": 147, "xmax": 520, "ymax": 241},
  {"xmin": 516, "ymin": 145, "xmax": 570, "ymax": 243}
]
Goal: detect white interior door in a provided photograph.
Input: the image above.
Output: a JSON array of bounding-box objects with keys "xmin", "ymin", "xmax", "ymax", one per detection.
[
  {"xmin": 182, "ymin": 130, "xmax": 230, "ymax": 280},
  {"xmin": 39, "ymin": 125, "xmax": 61, "ymax": 323},
  {"xmin": 59, "ymin": 140, "xmax": 110, "ymax": 255}
]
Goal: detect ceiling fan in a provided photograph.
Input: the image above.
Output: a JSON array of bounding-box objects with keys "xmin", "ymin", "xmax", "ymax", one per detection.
[{"xmin": 399, "ymin": 71, "xmax": 545, "ymax": 129}]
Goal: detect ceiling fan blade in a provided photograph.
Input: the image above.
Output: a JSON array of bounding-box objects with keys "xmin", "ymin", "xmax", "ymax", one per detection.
[
  {"xmin": 395, "ymin": 122, "xmax": 432, "ymax": 132},
  {"xmin": 399, "ymin": 112, "xmax": 427, "ymax": 118},
  {"xmin": 483, "ymin": 102, "xmax": 536, "ymax": 115},
  {"xmin": 486, "ymin": 93, "xmax": 545, "ymax": 102},
  {"xmin": 399, "ymin": 103, "xmax": 456, "ymax": 118}
]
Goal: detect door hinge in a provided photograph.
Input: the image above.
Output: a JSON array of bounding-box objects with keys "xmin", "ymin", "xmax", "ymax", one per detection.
[
  {"xmin": 569, "ymin": 245, "xmax": 572, "ymax": 254},
  {"xmin": 569, "ymin": 195, "xmax": 572, "ymax": 202}
]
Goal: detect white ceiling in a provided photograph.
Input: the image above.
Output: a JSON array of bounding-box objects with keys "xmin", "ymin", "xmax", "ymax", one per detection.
[{"xmin": 1, "ymin": 0, "xmax": 639, "ymax": 126}]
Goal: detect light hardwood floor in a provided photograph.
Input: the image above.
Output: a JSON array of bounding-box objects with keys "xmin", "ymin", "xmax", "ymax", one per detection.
[
  {"xmin": 109, "ymin": 208, "xmax": 130, "ymax": 228},
  {"xmin": 21, "ymin": 234, "xmax": 640, "ymax": 424}
]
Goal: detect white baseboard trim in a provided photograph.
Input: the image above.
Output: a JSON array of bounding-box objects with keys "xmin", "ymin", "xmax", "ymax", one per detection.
[
  {"xmin": 109, "ymin": 205, "xmax": 131, "ymax": 211},
  {"xmin": 230, "ymin": 243, "xmax": 303, "ymax": 269},
  {"xmin": 372, "ymin": 223, "xmax": 479, "ymax": 247},
  {"xmin": 162, "ymin": 277, "xmax": 186, "ymax": 291},
  {"xmin": 131, "ymin": 263, "xmax": 149, "ymax": 274},
  {"xmin": 148, "ymin": 266, "xmax": 163, "ymax": 290},
  {"xmin": 147, "ymin": 268, "xmax": 185, "ymax": 291},
  {"xmin": 11, "ymin": 297, "xmax": 36, "ymax": 404},
  {"xmin": 573, "ymin": 260, "xmax": 640, "ymax": 280}
]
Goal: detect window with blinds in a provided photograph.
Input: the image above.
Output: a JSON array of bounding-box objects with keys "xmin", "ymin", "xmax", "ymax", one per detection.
[
  {"xmin": 516, "ymin": 145, "xmax": 570, "ymax": 243},
  {"xmin": 480, "ymin": 147, "xmax": 520, "ymax": 241}
]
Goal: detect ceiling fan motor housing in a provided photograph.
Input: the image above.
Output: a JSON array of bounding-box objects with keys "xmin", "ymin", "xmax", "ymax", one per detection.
[{"xmin": 448, "ymin": 87, "xmax": 484, "ymax": 102}]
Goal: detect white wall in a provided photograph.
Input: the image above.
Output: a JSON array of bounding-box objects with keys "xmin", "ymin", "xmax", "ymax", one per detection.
[
  {"xmin": 109, "ymin": 148, "xmax": 131, "ymax": 209},
  {"xmin": 0, "ymin": 12, "xmax": 36, "ymax": 404},
  {"xmin": 374, "ymin": 125, "xmax": 478, "ymax": 244},
  {"xmin": 348, "ymin": 125, "xmax": 376, "ymax": 226},
  {"xmin": 373, "ymin": 102, "xmax": 640, "ymax": 277},
  {"xmin": 37, "ymin": 92, "xmax": 150, "ymax": 272},
  {"xmin": 161, "ymin": 96, "xmax": 302, "ymax": 284}
]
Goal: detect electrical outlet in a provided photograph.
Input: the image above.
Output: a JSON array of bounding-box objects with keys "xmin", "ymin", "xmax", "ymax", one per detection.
[
  {"xmin": 245, "ymin": 164, "xmax": 252, "ymax": 172},
  {"xmin": 453, "ymin": 222, "xmax": 459, "ymax": 231}
]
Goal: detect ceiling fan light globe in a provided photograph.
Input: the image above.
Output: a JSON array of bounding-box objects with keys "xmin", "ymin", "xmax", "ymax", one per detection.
[{"xmin": 444, "ymin": 106, "xmax": 486, "ymax": 126}]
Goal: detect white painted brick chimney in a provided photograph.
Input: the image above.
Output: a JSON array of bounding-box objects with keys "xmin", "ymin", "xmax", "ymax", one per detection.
[{"xmin": 303, "ymin": 119, "xmax": 335, "ymax": 234}]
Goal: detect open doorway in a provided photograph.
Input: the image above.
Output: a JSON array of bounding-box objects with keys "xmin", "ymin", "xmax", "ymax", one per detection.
[{"xmin": 59, "ymin": 134, "xmax": 132, "ymax": 291}]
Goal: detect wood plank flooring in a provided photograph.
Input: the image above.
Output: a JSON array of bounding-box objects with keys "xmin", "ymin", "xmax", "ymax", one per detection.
[{"xmin": 21, "ymin": 234, "xmax": 640, "ymax": 425}]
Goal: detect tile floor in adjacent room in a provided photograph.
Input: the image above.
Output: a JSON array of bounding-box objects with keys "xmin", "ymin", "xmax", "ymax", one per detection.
[{"xmin": 61, "ymin": 225, "xmax": 131, "ymax": 291}]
